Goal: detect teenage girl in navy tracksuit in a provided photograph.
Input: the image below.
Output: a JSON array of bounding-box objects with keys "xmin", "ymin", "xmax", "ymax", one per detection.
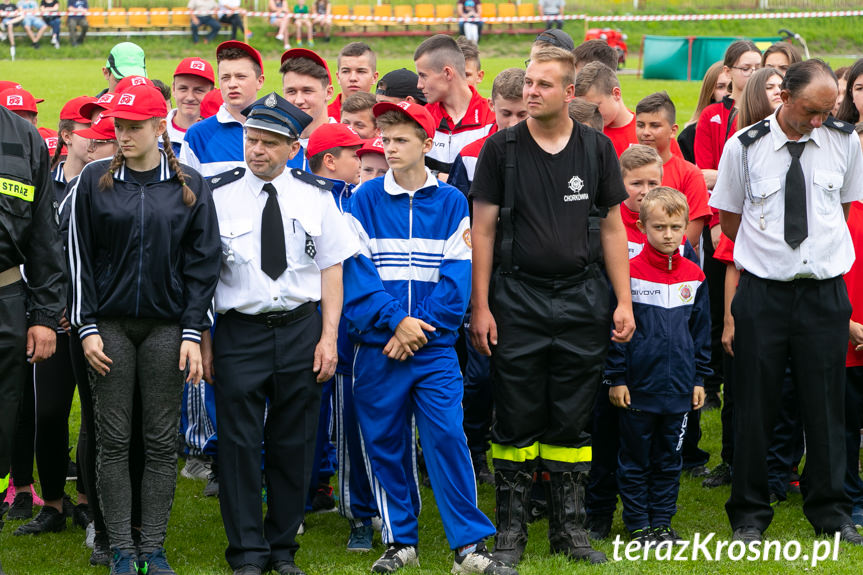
[{"xmin": 67, "ymin": 83, "xmax": 220, "ymax": 575}]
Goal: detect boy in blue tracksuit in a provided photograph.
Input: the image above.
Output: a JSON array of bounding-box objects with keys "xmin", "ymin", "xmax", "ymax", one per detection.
[
  {"xmin": 343, "ymin": 101, "xmax": 515, "ymax": 575},
  {"xmin": 606, "ymin": 186, "xmax": 710, "ymax": 544}
]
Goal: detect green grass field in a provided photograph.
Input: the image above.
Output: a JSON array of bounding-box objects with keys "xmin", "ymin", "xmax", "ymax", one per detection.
[{"xmin": 3, "ymin": 407, "xmax": 863, "ymax": 574}]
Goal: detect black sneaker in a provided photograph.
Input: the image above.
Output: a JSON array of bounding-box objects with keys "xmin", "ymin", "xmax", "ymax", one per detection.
[
  {"xmin": 203, "ymin": 471, "xmax": 219, "ymax": 497},
  {"xmin": 684, "ymin": 465, "xmax": 710, "ymax": 478},
  {"xmin": 371, "ymin": 544, "xmax": 419, "ymax": 573},
  {"xmin": 471, "ymin": 452, "xmax": 494, "ymax": 486},
  {"xmin": 652, "ymin": 525, "xmax": 683, "ymax": 543},
  {"xmin": 310, "ymin": 483, "xmax": 336, "ymax": 513},
  {"xmin": 271, "ymin": 559, "xmax": 306, "ymax": 575},
  {"xmin": 7, "ymin": 491, "xmax": 33, "ymax": 520},
  {"xmin": 452, "ymin": 542, "xmax": 518, "ymax": 574},
  {"xmin": 72, "ymin": 503, "xmax": 91, "ymax": 529},
  {"xmin": 13, "ymin": 506, "xmax": 66, "ymax": 535},
  {"xmin": 629, "ymin": 527, "xmax": 655, "ymax": 546},
  {"xmin": 586, "ymin": 514, "xmax": 612, "ymax": 540},
  {"xmin": 90, "ymin": 533, "xmax": 111, "ymax": 566},
  {"xmin": 138, "ymin": 548, "xmax": 176, "ymax": 575},
  {"xmin": 66, "ymin": 459, "xmax": 78, "ymax": 481},
  {"xmin": 701, "ymin": 462, "xmax": 732, "ymax": 488}
]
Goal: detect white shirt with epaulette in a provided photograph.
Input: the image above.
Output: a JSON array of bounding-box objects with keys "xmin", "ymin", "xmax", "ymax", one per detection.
[
  {"xmin": 210, "ymin": 166, "xmax": 359, "ymax": 315},
  {"xmin": 709, "ymin": 108, "xmax": 863, "ymax": 281}
]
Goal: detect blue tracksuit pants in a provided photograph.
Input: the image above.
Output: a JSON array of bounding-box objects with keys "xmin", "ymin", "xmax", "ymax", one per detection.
[
  {"xmin": 617, "ymin": 409, "xmax": 687, "ymax": 532},
  {"xmin": 353, "ymin": 343, "xmax": 495, "ymax": 549}
]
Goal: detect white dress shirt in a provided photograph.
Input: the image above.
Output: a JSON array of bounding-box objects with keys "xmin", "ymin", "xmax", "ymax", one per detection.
[
  {"xmin": 709, "ymin": 109, "xmax": 863, "ymax": 281},
  {"xmin": 212, "ymin": 167, "xmax": 359, "ymax": 314}
]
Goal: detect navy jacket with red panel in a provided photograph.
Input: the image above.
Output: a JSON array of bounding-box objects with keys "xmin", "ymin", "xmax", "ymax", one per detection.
[{"xmin": 606, "ymin": 242, "xmax": 711, "ymax": 414}]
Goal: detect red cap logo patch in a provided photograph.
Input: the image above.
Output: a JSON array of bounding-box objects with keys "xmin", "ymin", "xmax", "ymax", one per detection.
[
  {"xmin": 6, "ymin": 95, "xmax": 23, "ymax": 107},
  {"xmin": 190, "ymin": 60, "xmax": 205, "ymax": 71},
  {"xmin": 397, "ymin": 101, "xmax": 411, "ymax": 110},
  {"xmin": 118, "ymin": 93, "xmax": 135, "ymax": 106}
]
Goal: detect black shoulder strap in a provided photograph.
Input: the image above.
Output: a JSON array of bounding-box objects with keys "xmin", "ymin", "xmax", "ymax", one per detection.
[
  {"xmin": 499, "ymin": 126, "xmax": 518, "ymax": 274},
  {"xmin": 824, "ymin": 115, "xmax": 855, "ymax": 134},
  {"xmin": 291, "ymin": 168, "xmax": 334, "ymax": 191},
  {"xmin": 205, "ymin": 167, "xmax": 245, "ymax": 189},
  {"xmin": 584, "ymin": 128, "xmax": 605, "ymax": 266}
]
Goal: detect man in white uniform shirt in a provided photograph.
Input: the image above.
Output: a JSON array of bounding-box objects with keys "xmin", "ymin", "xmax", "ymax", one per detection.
[
  {"xmin": 202, "ymin": 92, "xmax": 358, "ymax": 575},
  {"xmin": 709, "ymin": 59, "xmax": 863, "ymax": 545}
]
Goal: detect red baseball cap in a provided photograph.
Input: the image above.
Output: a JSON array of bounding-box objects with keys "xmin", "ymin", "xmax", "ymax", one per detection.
[
  {"xmin": 115, "ymin": 75, "xmax": 156, "ymax": 94},
  {"xmin": 102, "ymin": 84, "xmax": 168, "ymax": 121},
  {"xmin": 217, "ymin": 40, "xmax": 263, "ymax": 73},
  {"xmin": 174, "ymin": 57, "xmax": 215, "ymax": 84},
  {"xmin": 80, "ymin": 93, "xmax": 119, "ymax": 120},
  {"xmin": 74, "ymin": 113, "xmax": 116, "ymax": 140},
  {"xmin": 356, "ymin": 137, "xmax": 385, "ymax": 158},
  {"xmin": 200, "ymin": 89, "xmax": 223, "ymax": 119},
  {"xmin": 280, "ymin": 48, "xmax": 331, "ymax": 84},
  {"xmin": 307, "ymin": 123, "xmax": 364, "ymax": 158},
  {"xmin": 373, "ymin": 101, "xmax": 436, "ymax": 140},
  {"xmin": 60, "ymin": 96, "xmax": 97, "ymax": 123},
  {"xmin": 38, "ymin": 127, "xmax": 62, "ymax": 156},
  {"xmin": 0, "ymin": 87, "xmax": 44, "ymax": 114}
]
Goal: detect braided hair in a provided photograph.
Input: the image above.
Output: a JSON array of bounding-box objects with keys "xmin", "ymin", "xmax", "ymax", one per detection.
[
  {"xmin": 52, "ymin": 119, "xmax": 76, "ymax": 170},
  {"xmin": 98, "ymin": 118, "xmax": 196, "ymax": 207}
]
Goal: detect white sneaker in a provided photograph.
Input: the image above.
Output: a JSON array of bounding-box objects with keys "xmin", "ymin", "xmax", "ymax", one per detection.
[
  {"xmin": 10, "ymin": 46, "xmax": 15, "ymax": 61},
  {"xmin": 275, "ymin": 32, "xmax": 283, "ymax": 41},
  {"xmin": 85, "ymin": 521, "xmax": 96, "ymax": 549},
  {"xmin": 180, "ymin": 456, "xmax": 211, "ymax": 480},
  {"xmin": 372, "ymin": 545, "xmax": 418, "ymax": 573},
  {"xmin": 51, "ymin": 35, "xmax": 59, "ymax": 48},
  {"xmin": 0, "ymin": 30, "xmax": 7, "ymax": 42},
  {"xmin": 452, "ymin": 543, "xmax": 518, "ymax": 575}
]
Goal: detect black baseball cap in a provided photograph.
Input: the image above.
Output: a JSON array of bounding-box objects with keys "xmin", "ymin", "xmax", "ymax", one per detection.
[
  {"xmin": 535, "ymin": 29, "xmax": 575, "ymax": 52},
  {"xmin": 376, "ymin": 68, "xmax": 427, "ymax": 105}
]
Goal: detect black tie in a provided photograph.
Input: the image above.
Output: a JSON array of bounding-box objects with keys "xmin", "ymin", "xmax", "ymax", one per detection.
[
  {"xmin": 260, "ymin": 183, "xmax": 287, "ymax": 280},
  {"xmin": 784, "ymin": 141, "xmax": 807, "ymax": 249}
]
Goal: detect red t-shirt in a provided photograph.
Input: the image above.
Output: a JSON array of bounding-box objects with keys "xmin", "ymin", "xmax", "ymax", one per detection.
[
  {"xmin": 662, "ymin": 154, "xmax": 712, "ymax": 223},
  {"xmin": 845, "ymin": 202, "xmax": 863, "ymax": 367},
  {"xmin": 327, "ymin": 93, "xmax": 343, "ymax": 122},
  {"xmin": 605, "ymin": 111, "xmax": 636, "ymax": 157}
]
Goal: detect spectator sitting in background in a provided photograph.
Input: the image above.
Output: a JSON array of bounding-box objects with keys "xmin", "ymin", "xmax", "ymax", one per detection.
[
  {"xmin": 269, "ymin": 0, "xmax": 290, "ymax": 49},
  {"xmin": 18, "ymin": 0, "xmax": 47, "ymax": 49},
  {"xmin": 189, "ymin": 0, "xmax": 221, "ymax": 44},
  {"xmin": 538, "ymin": 0, "xmax": 564, "ymax": 30},
  {"xmin": 457, "ymin": 0, "xmax": 481, "ymax": 43},
  {"xmin": 218, "ymin": 0, "xmax": 245, "ymax": 40},
  {"xmin": 313, "ymin": 0, "xmax": 331, "ymax": 43},
  {"xmin": 293, "ymin": 0, "xmax": 313, "ymax": 47},
  {"xmin": 39, "ymin": 0, "xmax": 60, "ymax": 47},
  {"xmin": 66, "ymin": 0, "xmax": 88, "ymax": 46},
  {"xmin": 0, "ymin": 0, "xmax": 24, "ymax": 60}
]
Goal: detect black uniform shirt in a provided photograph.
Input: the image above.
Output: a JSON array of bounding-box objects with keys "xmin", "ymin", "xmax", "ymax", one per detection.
[{"xmin": 470, "ymin": 119, "xmax": 627, "ymax": 276}]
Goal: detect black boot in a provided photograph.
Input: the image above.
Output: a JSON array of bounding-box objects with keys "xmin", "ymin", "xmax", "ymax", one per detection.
[
  {"xmin": 493, "ymin": 467, "xmax": 533, "ymax": 566},
  {"xmin": 547, "ymin": 471, "xmax": 607, "ymax": 564}
]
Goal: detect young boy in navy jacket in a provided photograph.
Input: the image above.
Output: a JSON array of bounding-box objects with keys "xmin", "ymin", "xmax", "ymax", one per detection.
[
  {"xmin": 607, "ymin": 187, "xmax": 710, "ymax": 544},
  {"xmin": 342, "ymin": 101, "xmax": 514, "ymax": 575}
]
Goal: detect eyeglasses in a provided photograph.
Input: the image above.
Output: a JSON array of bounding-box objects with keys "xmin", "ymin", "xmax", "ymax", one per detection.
[
  {"xmin": 87, "ymin": 139, "xmax": 115, "ymax": 149},
  {"xmin": 731, "ymin": 65, "xmax": 761, "ymax": 76}
]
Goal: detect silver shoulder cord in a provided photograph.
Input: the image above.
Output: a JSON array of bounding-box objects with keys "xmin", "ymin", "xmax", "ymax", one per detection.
[{"xmin": 741, "ymin": 144, "xmax": 766, "ymax": 231}]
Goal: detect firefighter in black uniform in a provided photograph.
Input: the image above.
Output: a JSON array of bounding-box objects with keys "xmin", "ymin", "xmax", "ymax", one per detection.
[{"xmin": 0, "ymin": 105, "xmax": 66, "ymax": 574}]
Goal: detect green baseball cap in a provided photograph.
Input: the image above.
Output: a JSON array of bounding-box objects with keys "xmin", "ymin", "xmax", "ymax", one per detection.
[{"xmin": 106, "ymin": 42, "xmax": 147, "ymax": 80}]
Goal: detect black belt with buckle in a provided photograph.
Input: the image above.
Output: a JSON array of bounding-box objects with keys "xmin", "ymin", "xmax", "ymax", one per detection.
[{"xmin": 227, "ymin": 301, "xmax": 318, "ymax": 328}]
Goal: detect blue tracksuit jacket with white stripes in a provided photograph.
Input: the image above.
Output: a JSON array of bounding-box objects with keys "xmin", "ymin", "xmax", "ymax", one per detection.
[
  {"xmin": 606, "ymin": 242, "xmax": 712, "ymax": 414},
  {"xmin": 343, "ymin": 169, "xmax": 472, "ymax": 346}
]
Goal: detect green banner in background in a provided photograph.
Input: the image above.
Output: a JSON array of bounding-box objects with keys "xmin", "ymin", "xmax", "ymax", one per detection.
[{"xmin": 643, "ymin": 36, "xmax": 782, "ymax": 81}]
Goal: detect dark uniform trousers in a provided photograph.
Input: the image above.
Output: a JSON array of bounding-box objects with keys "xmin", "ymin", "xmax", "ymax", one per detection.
[
  {"xmin": 214, "ymin": 309, "xmax": 322, "ymax": 569},
  {"xmin": 727, "ymin": 272, "xmax": 852, "ymax": 532},
  {"xmin": 490, "ymin": 266, "xmax": 610, "ymax": 472},
  {"xmin": 0, "ymin": 281, "xmax": 27, "ymax": 493}
]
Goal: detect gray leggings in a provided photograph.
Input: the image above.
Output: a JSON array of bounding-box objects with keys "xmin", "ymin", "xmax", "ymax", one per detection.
[{"xmin": 88, "ymin": 318, "xmax": 184, "ymax": 554}]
